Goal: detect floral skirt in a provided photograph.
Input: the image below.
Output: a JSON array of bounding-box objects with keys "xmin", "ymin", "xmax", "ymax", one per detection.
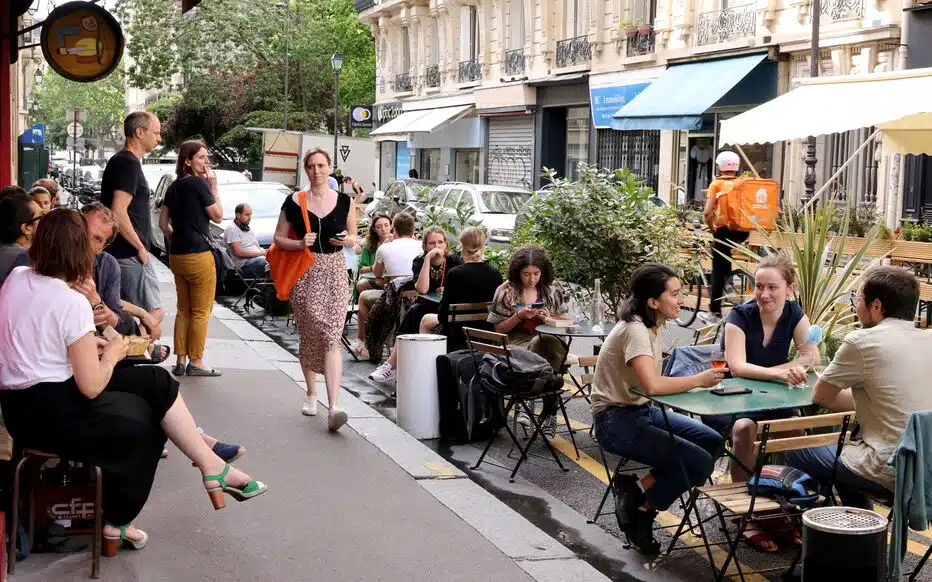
[{"xmin": 290, "ymin": 252, "xmax": 348, "ymax": 373}]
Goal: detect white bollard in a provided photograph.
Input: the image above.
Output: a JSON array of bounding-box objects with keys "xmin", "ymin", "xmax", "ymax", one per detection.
[{"xmin": 396, "ymin": 333, "xmax": 446, "ymax": 439}]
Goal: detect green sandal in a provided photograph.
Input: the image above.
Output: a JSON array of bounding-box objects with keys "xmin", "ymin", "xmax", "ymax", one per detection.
[
  {"xmin": 203, "ymin": 464, "xmax": 267, "ymax": 510},
  {"xmin": 102, "ymin": 523, "xmax": 148, "ymax": 557}
]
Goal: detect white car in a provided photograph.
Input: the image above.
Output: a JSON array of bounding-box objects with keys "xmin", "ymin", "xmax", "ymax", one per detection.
[
  {"xmin": 427, "ymin": 183, "xmax": 532, "ymax": 246},
  {"xmin": 149, "ymin": 174, "xmax": 291, "ymax": 255}
]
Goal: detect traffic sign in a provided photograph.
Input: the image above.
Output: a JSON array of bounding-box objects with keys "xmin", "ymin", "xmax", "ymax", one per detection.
[
  {"xmin": 66, "ymin": 122, "xmax": 84, "ymax": 138},
  {"xmin": 66, "ymin": 137, "xmax": 86, "ymax": 150},
  {"xmin": 66, "ymin": 108, "xmax": 87, "ymax": 123}
]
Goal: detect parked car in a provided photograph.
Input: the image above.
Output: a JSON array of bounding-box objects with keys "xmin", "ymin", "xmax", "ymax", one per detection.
[
  {"xmin": 365, "ymin": 178, "xmax": 439, "ymax": 217},
  {"xmin": 149, "ymin": 174, "xmax": 291, "ymax": 255},
  {"xmin": 141, "ymin": 165, "xmax": 250, "ymax": 190},
  {"xmin": 427, "ymin": 183, "xmax": 532, "ymax": 246}
]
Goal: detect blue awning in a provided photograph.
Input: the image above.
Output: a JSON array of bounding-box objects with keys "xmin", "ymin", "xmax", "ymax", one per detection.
[{"xmin": 610, "ymin": 53, "xmax": 768, "ymax": 131}]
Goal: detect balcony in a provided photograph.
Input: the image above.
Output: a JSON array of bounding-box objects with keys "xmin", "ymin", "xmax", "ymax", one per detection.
[
  {"xmin": 696, "ymin": 4, "xmax": 756, "ymax": 46},
  {"xmin": 354, "ymin": 0, "xmax": 375, "ymax": 11},
  {"xmin": 458, "ymin": 59, "xmax": 482, "ymax": 83},
  {"xmin": 555, "ymin": 36, "xmax": 591, "ymax": 68},
  {"xmin": 504, "ymin": 48, "xmax": 526, "ymax": 76},
  {"xmin": 395, "ymin": 72, "xmax": 413, "ymax": 92},
  {"xmin": 820, "ymin": 0, "xmax": 865, "ymax": 20},
  {"xmin": 626, "ymin": 30, "xmax": 656, "ymax": 57},
  {"xmin": 426, "ymin": 64, "xmax": 440, "ymax": 88}
]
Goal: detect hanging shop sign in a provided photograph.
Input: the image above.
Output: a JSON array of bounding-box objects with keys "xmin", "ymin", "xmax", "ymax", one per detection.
[
  {"xmin": 40, "ymin": 2, "xmax": 124, "ymax": 83},
  {"xmin": 350, "ymin": 105, "xmax": 374, "ymax": 129}
]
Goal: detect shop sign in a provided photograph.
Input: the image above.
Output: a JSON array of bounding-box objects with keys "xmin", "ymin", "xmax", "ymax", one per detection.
[
  {"xmin": 40, "ymin": 2, "xmax": 124, "ymax": 83},
  {"xmin": 374, "ymin": 103, "xmax": 403, "ymax": 124},
  {"xmin": 589, "ymin": 83, "xmax": 650, "ymax": 129},
  {"xmin": 350, "ymin": 105, "xmax": 374, "ymax": 129}
]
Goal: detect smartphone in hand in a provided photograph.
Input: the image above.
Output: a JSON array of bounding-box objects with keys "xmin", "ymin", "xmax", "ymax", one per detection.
[{"xmin": 102, "ymin": 326, "xmax": 121, "ymax": 341}]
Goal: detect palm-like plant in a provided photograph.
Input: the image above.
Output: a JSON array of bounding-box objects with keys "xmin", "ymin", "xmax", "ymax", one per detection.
[{"xmin": 722, "ymin": 199, "xmax": 881, "ymax": 340}]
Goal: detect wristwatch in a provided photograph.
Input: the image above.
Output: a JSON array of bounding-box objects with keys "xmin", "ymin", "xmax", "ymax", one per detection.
[{"xmin": 92, "ymin": 300, "xmax": 105, "ymax": 311}]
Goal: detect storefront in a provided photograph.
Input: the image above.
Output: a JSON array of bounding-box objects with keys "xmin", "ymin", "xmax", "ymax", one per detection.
[
  {"xmin": 611, "ymin": 53, "xmax": 778, "ymax": 204},
  {"xmin": 589, "ymin": 67, "xmax": 663, "ymax": 191},
  {"xmin": 475, "ymin": 84, "xmax": 536, "ymax": 190},
  {"xmin": 373, "ymin": 101, "xmax": 404, "ymax": 189},
  {"xmin": 532, "ymin": 78, "xmax": 593, "ymax": 188},
  {"xmin": 370, "ymin": 94, "xmax": 480, "ymax": 183}
]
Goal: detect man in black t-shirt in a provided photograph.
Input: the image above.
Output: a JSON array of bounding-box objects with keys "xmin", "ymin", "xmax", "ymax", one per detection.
[{"xmin": 101, "ymin": 111, "xmax": 165, "ymax": 324}]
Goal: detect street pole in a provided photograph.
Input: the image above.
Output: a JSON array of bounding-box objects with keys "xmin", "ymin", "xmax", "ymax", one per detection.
[
  {"xmin": 333, "ymin": 69, "xmax": 340, "ymax": 169},
  {"xmin": 283, "ymin": 1, "xmax": 290, "ymax": 131},
  {"xmin": 803, "ymin": 0, "xmax": 821, "ymax": 203}
]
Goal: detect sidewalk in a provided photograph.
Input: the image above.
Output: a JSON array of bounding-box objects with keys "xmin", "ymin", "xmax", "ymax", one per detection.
[{"xmin": 10, "ymin": 261, "xmax": 608, "ymax": 582}]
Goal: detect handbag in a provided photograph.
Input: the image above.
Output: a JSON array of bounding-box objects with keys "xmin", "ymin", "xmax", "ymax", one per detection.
[{"xmin": 266, "ymin": 190, "xmax": 316, "ymax": 301}]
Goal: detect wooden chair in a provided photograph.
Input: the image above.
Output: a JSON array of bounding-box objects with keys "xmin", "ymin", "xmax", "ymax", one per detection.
[
  {"xmin": 463, "ymin": 327, "xmax": 572, "ymax": 483},
  {"xmin": 9, "ymin": 449, "xmax": 103, "ymax": 579},
  {"xmin": 445, "ymin": 301, "xmax": 491, "ymax": 351},
  {"xmin": 693, "ymin": 323, "xmax": 722, "ymax": 346},
  {"xmin": 695, "ymin": 412, "xmax": 854, "ymax": 582}
]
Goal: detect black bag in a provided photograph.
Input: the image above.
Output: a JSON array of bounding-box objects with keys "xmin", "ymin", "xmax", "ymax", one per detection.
[
  {"xmin": 436, "ymin": 350, "xmax": 505, "ymax": 443},
  {"xmin": 477, "ymin": 349, "xmax": 564, "ymax": 396}
]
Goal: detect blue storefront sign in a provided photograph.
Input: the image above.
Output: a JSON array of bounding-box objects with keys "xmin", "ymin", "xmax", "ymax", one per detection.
[
  {"xmin": 19, "ymin": 124, "xmax": 45, "ymax": 145},
  {"xmin": 590, "ymin": 84, "xmax": 650, "ymax": 129},
  {"xmin": 395, "ymin": 141, "xmax": 411, "ymax": 178}
]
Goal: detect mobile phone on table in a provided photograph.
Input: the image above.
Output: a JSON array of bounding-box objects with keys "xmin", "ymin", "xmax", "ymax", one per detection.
[{"xmin": 711, "ymin": 386, "xmax": 751, "ymax": 396}]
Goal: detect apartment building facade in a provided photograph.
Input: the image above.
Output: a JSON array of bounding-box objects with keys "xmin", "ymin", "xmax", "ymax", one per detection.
[{"xmin": 358, "ymin": 0, "xmax": 910, "ymax": 220}]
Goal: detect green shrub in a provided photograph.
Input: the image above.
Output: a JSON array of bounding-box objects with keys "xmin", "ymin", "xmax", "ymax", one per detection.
[{"xmin": 901, "ymin": 221, "xmax": 932, "ymax": 242}]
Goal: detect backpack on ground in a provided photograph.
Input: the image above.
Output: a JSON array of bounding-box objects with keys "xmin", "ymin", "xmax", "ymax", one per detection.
[
  {"xmin": 747, "ymin": 464, "xmax": 822, "ymax": 509},
  {"xmin": 477, "ymin": 349, "xmax": 564, "ymax": 396},
  {"xmin": 435, "ymin": 350, "xmax": 505, "ymax": 443},
  {"xmin": 712, "ymin": 177, "xmax": 779, "ymax": 232}
]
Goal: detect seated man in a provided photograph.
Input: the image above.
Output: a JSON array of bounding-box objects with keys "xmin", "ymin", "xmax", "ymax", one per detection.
[
  {"xmin": 224, "ymin": 203, "xmax": 268, "ymax": 277},
  {"xmin": 786, "ymin": 266, "xmax": 932, "ymax": 507},
  {"xmin": 349, "ymin": 212, "xmax": 422, "ymax": 358}
]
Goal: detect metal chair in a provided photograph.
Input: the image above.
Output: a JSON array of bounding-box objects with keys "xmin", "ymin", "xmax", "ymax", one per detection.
[{"xmin": 463, "ymin": 327, "xmax": 573, "ymax": 483}]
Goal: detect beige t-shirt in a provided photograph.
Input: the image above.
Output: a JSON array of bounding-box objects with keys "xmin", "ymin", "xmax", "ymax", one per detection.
[
  {"xmin": 820, "ymin": 318, "xmax": 932, "ymax": 491},
  {"xmin": 590, "ymin": 317, "xmax": 664, "ymax": 414}
]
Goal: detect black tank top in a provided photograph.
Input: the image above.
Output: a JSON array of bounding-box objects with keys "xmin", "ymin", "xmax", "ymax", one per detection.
[{"xmin": 281, "ymin": 192, "xmax": 351, "ymax": 254}]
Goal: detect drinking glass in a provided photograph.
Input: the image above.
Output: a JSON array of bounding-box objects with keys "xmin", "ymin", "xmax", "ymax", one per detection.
[
  {"xmin": 709, "ymin": 349, "xmax": 727, "ymax": 390},
  {"xmin": 790, "ymin": 353, "xmax": 817, "ymax": 388}
]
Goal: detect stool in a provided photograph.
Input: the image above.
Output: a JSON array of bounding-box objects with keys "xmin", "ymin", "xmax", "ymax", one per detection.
[{"xmin": 8, "ymin": 449, "xmax": 103, "ymax": 579}]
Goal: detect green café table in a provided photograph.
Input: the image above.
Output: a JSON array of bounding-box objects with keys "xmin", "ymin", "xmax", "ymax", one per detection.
[
  {"xmin": 419, "ymin": 292, "xmax": 442, "ymax": 303},
  {"xmin": 631, "ymin": 376, "xmax": 816, "ymax": 577}
]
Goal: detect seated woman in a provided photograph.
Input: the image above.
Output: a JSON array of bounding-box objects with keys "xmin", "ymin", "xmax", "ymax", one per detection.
[
  {"xmin": 706, "ymin": 254, "xmax": 819, "ymax": 552},
  {"xmin": 487, "ymin": 245, "xmax": 568, "ymax": 437},
  {"xmin": 0, "ymin": 209, "xmax": 267, "ymax": 555},
  {"xmin": 355, "ymin": 214, "xmax": 392, "ymax": 299},
  {"xmin": 591, "ymin": 264, "xmax": 725, "ymax": 554},
  {"xmin": 368, "ymin": 226, "xmax": 462, "ymax": 383},
  {"xmin": 0, "ymin": 192, "xmax": 43, "ymax": 287}
]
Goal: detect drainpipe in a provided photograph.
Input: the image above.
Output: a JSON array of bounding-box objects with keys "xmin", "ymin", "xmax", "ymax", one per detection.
[{"xmin": 887, "ymin": 0, "xmax": 912, "ymax": 228}]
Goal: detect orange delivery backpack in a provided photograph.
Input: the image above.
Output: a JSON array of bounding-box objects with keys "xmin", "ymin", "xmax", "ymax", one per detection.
[{"xmin": 712, "ymin": 177, "xmax": 779, "ymax": 232}]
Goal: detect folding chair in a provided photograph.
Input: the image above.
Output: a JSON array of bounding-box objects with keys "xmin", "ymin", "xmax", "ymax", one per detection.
[
  {"xmin": 342, "ymin": 262, "xmax": 362, "ymax": 361},
  {"xmin": 693, "ymin": 323, "xmax": 722, "ymax": 346},
  {"xmin": 231, "ymin": 265, "xmax": 269, "ymax": 308},
  {"xmin": 692, "ymin": 411, "xmax": 853, "ymax": 582},
  {"xmin": 445, "ymin": 302, "xmax": 491, "ymax": 352},
  {"xmin": 463, "ymin": 327, "xmax": 573, "ymax": 483}
]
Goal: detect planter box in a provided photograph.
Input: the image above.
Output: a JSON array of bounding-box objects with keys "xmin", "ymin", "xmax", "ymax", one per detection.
[{"xmin": 892, "ymin": 240, "xmax": 932, "ymax": 263}]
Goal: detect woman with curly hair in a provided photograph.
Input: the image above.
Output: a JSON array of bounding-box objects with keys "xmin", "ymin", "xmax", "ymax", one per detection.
[
  {"xmin": 355, "ymin": 214, "xmax": 392, "ymax": 299},
  {"xmin": 487, "ymin": 244, "xmax": 568, "ymax": 436}
]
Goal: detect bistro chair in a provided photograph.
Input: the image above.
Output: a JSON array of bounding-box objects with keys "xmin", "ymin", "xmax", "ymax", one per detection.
[
  {"xmin": 463, "ymin": 327, "xmax": 572, "ymax": 483},
  {"xmin": 446, "ymin": 301, "xmax": 492, "ymax": 352}
]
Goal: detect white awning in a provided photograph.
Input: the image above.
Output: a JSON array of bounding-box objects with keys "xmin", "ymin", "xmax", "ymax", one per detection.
[
  {"xmin": 719, "ymin": 67, "xmax": 932, "ymax": 155},
  {"xmin": 369, "ymin": 105, "xmax": 473, "ymax": 137}
]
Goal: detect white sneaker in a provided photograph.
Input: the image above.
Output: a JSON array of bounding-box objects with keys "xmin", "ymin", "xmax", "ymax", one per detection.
[
  {"xmin": 369, "ymin": 362, "xmax": 397, "ymax": 384},
  {"xmin": 350, "ymin": 340, "xmax": 370, "ymax": 359},
  {"xmin": 328, "ymin": 407, "xmax": 349, "ymax": 432},
  {"xmin": 541, "ymin": 415, "xmax": 557, "ymax": 440},
  {"xmin": 302, "ymin": 396, "xmax": 318, "ymax": 416}
]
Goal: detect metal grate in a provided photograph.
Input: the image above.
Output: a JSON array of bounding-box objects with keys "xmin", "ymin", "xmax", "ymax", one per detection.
[
  {"xmin": 803, "ymin": 507, "xmax": 887, "ymax": 535},
  {"xmin": 596, "ymin": 129, "xmax": 660, "ymax": 192}
]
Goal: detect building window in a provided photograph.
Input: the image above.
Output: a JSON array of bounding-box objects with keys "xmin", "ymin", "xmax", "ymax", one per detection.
[
  {"xmin": 455, "ymin": 149, "xmax": 481, "ymax": 183},
  {"xmin": 565, "ymin": 106, "xmax": 590, "ymax": 181},
  {"xmin": 429, "ymin": 19, "xmax": 439, "ymax": 64},
  {"xmin": 460, "ymin": 6, "xmax": 479, "ymax": 62},
  {"xmin": 565, "ymin": 0, "xmax": 589, "ymax": 38},
  {"xmin": 401, "ymin": 27, "xmax": 411, "ymax": 72},
  {"xmin": 510, "ymin": 0, "xmax": 525, "ymax": 49},
  {"xmin": 420, "ymin": 149, "xmax": 442, "ymax": 181}
]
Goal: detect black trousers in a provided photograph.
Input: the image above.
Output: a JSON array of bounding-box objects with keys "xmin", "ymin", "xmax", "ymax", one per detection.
[
  {"xmin": 709, "ymin": 227, "xmax": 749, "ymax": 315},
  {"xmin": 398, "ymin": 300, "xmax": 438, "ymax": 335},
  {"xmin": 0, "ymin": 366, "xmax": 180, "ymax": 526}
]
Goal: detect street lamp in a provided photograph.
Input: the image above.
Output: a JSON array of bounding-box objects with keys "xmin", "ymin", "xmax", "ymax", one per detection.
[
  {"xmin": 803, "ymin": 0, "xmax": 821, "ymax": 203},
  {"xmin": 278, "ymin": 2, "xmax": 291, "ymax": 131},
  {"xmin": 331, "ymin": 52, "xmax": 344, "ymax": 168}
]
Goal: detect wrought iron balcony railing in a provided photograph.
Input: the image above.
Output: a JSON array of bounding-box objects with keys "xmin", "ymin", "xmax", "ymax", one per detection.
[
  {"xmin": 503, "ymin": 48, "xmax": 525, "ymax": 76},
  {"xmin": 354, "ymin": 0, "xmax": 375, "ymax": 12},
  {"xmin": 426, "ymin": 64, "xmax": 440, "ymax": 88},
  {"xmin": 395, "ymin": 72, "xmax": 412, "ymax": 92},
  {"xmin": 626, "ymin": 30, "xmax": 655, "ymax": 57},
  {"xmin": 458, "ymin": 59, "xmax": 482, "ymax": 83},
  {"xmin": 820, "ymin": 0, "xmax": 864, "ymax": 20},
  {"xmin": 555, "ymin": 36, "xmax": 591, "ymax": 68},
  {"xmin": 696, "ymin": 4, "xmax": 756, "ymax": 46}
]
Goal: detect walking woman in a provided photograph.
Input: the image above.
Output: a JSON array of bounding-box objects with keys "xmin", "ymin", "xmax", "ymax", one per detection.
[
  {"xmin": 0, "ymin": 209, "xmax": 265, "ymax": 556},
  {"xmin": 159, "ymin": 140, "xmax": 223, "ymax": 377},
  {"xmin": 273, "ymin": 147, "xmax": 357, "ymax": 431},
  {"xmin": 590, "ymin": 263, "xmax": 725, "ymax": 554}
]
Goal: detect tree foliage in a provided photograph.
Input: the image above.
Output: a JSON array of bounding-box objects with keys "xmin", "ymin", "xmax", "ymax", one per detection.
[
  {"xmin": 30, "ymin": 66, "xmax": 126, "ymax": 158},
  {"xmin": 113, "ymin": 0, "xmax": 375, "ymax": 167}
]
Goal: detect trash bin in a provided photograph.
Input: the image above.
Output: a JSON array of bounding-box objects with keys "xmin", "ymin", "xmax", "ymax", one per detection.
[
  {"xmin": 396, "ymin": 334, "xmax": 446, "ymax": 439},
  {"xmin": 802, "ymin": 506, "xmax": 887, "ymax": 581}
]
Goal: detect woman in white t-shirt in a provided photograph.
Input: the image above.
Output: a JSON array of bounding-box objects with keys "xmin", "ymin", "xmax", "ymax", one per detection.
[
  {"xmin": 589, "ymin": 264, "xmax": 725, "ymax": 555},
  {"xmin": 0, "ymin": 209, "xmax": 267, "ymax": 556}
]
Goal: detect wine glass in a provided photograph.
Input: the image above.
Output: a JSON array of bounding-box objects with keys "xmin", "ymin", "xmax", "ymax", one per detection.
[
  {"xmin": 790, "ymin": 353, "xmax": 817, "ymax": 388},
  {"xmin": 709, "ymin": 349, "xmax": 727, "ymax": 390},
  {"xmin": 811, "ymin": 355, "xmax": 831, "ymax": 378}
]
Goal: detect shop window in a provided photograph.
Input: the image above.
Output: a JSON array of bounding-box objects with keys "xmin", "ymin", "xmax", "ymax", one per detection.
[
  {"xmin": 565, "ymin": 106, "xmax": 590, "ymax": 182},
  {"xmin": 455, "ymin": 149, "xmax": 481, "ymax": 183}
]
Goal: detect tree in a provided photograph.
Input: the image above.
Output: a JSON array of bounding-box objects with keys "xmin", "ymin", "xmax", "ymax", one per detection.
[{"xmin": 30, "ymin": 66, "xmax": 126, "ymax": 160}]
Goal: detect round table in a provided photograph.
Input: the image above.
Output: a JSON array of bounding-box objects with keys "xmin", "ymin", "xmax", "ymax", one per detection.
[{"xmin": 534, "ymin": 322, "xmax": 616, "ymax": 339}]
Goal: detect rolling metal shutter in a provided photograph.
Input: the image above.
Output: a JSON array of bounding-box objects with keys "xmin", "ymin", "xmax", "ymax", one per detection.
[{"xmin": 486, "ymin": 115, "xmax": 535, "ymax": 189}]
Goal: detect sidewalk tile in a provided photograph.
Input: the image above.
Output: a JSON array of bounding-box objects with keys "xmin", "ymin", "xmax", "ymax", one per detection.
[
  {"xmin": 221, "ymin": 319, "xmax": 274, "ymax": 342},
  {"xmin": 273, "ymin": 360, "xmax": 305, "ymax": 381},
  {"xmin": 247, "ymin": 340, "xmax": 298, "ymax": 362},
  {"xmin": 211, "ymin": 304, "xmax": 245, "ymax": 321},
  {"xmin": 517, "ymin": 558, "xmax": 613, "ymax": 582},
  {"xmin": 349, "ymin": 416, "xmax": 466, "ymax": 480}
]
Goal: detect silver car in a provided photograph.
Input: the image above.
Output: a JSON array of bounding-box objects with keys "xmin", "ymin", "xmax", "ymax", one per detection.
[{"xmin": 427, "ymin": 183, "xmax": 532, "ymax": 246}]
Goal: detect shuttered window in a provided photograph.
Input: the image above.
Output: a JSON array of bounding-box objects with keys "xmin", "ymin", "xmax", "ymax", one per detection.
[
  {"xmin": 596, "ymin": 129, "xmax": 661, "ymax": 192},
  {"xmin": 486, "ymin": 116, "xmax": 535, "ymax": 189}
]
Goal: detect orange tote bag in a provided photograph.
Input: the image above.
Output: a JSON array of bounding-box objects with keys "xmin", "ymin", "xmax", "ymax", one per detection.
[{"xmin": 267, "ymin": 190, "xmax": 316, "ymax": 301}]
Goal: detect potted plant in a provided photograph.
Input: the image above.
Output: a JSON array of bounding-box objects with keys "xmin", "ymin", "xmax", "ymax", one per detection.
[
  {"xmin": 620, "ymin": 20, "xmax": 638, "ymax": 38},
  {"xmin": 637, "ymin": 19, "xmax": 653, "ymax": 35}
]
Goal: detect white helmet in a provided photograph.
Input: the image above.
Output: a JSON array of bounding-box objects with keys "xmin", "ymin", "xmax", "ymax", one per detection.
[{"xmin": 715, "ymin": 151, "xmax": 740, "ymax": 173}]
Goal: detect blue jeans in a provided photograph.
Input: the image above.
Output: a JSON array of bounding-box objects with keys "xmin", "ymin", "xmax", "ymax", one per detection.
[
  {"xmin": 239, "ymin": 256, "xmax": 268, "ymax": 278},
  {"xmin": 785, "ymin": 445, "xmax": 892, "ymax": 508},
  {"xmin": 594, "ymin": 405, "xmax": 724, "ymax": 510}
]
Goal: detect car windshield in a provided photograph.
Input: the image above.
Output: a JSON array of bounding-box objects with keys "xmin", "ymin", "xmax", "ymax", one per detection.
[
  {"xmin": 220, "ymin": 184, "xmax": 291, "ymax": 220},
  {"xmin": 406, "ymin": 181, "xmax": 439, "ymax": 201},
  {"xmin": 214, "ymin": 170, "xmax": 251, "ymax": 184},
  {"xmin": 478, "ymin": 190, "xmax": 531, "ymax": 214}
]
